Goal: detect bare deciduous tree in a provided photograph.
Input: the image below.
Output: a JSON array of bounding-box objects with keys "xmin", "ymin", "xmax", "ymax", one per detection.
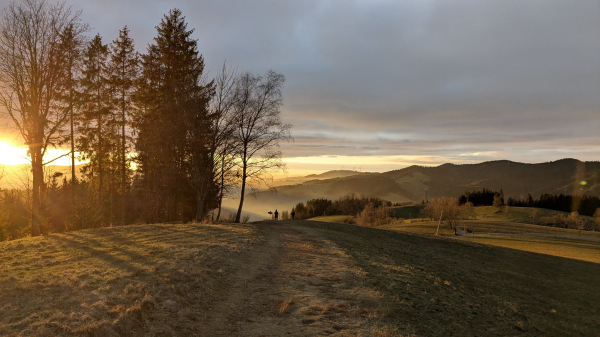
[
  {"xmin": 0, "ymin": 0, "xmax": 86, "ymax": 236},
  {"xmin": 425, "ymin": 197, "xmax": 463, "ymax": 235},
  {"xmin": 232, "ymin": 70, "xmax": 291, "ymax": 223},
  {"xmin": 209, "ymin": 62, "xmax": 239, "ymax": 221}
]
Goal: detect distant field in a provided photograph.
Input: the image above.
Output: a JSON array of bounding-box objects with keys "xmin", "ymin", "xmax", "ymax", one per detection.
[
  {"xmin": 380, "ymin": 221, "xmax": 455, "ymax": 236},
  {"xmin": 307, "ymin": 215, "xmax": 353, "ymax": 223},
  {"xmin": 389, "ymin": 204, "xmax": 425, "ymax": 219},
  {"xmin": 463, "ymin": 219, "xmax": 600, "ymax": 239},
  {"xmin": 474, "ymin": 205, "xmax": 593, "ymax": 224},
  {"xmin": 464, "ymin": 236, "xmax": 600, "ymax": 264}
]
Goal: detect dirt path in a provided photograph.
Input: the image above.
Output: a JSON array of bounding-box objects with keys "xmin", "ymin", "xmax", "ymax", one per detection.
[{"xmin": 202, "ymin": 221, "xmax": 382, "ymax": 336}]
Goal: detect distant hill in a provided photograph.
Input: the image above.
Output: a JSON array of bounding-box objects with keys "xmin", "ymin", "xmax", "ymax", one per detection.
[
  {"xmin": 266, "ymin": 170, "xmax": 366, "ymax": 187},
  {"xmin": 223, "ymin": 159, "xmax": 600, "ymax": 216}
]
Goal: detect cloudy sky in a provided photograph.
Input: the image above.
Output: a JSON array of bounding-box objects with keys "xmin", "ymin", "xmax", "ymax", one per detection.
[{"xmin": 1, "ymin": 0, "xmax": 599, "ymax": 175}]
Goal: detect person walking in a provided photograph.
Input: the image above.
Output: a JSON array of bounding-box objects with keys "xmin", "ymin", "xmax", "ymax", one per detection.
[
  {"xmin": 274, "ymin": 209, "xmax": 279, "ymax": 220},
  {"xmin": 291, "ymin": 209, "xmax": 296, "ymax": 220}
]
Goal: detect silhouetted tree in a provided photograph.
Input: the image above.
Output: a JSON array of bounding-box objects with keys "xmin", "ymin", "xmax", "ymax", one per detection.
[
  {"xmin": 0, "ymin": 0, "xmax": 87, "ymax": 236},
  {"xmin": 232, "ymin": 70, "xmax": 291, "ymax": 223},
  {"xmin": 209, "ymin": 62, "xmax": 239, "ymax": 221},
  {"xmin": 79, "ymin": 34, "xmax": 115, "ymax": 221},
  {"xmin": 109, "ymin": 26, "xmax": 138, "ymax": 224},
  {"xmin": 134, "ymin": 9, "xmax": 215, "ymax": 223}
]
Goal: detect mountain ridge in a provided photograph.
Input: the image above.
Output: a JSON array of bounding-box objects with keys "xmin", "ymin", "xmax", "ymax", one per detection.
[{"xmin": 222, "ymin": 158, "xmax": 600, "ymax": 217}]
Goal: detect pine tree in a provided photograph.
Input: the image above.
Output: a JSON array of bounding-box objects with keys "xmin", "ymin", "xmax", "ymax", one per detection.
[
  {"xmin": 109, "ymin": 26, "xmax": 138, "ymax": 224},
  {"xmin": 58, "ymin": 23, "xmax": 86, "ymax": 186},
  {"xmin": 78, "ymin": 34, "xmax": 115, "ymax": 220},
  {"xmin": 134, "ymin": 9, "xmax": 215, "ymax": 222}
]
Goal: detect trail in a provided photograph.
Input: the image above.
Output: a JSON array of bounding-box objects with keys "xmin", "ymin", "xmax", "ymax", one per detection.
[{"xmin": 202, "ymin": 221, "xmax": 381, "ymax": 336}]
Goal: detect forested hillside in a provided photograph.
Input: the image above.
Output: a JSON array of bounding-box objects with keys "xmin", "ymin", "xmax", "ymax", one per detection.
[{"xmin": 226, "ymin": 159, "xmax": 600, "ymax": 217}]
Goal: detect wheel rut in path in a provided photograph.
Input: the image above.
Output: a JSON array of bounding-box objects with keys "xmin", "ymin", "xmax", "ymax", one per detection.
[{"xmin": 203, "ymin": 222, "xmax": 383, "ymax": 336}]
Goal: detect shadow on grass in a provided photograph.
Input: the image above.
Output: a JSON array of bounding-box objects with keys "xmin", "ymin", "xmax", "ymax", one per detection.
[{"xmin": 296, "ymin": 221, "xmax": 600, "ymax": 336}]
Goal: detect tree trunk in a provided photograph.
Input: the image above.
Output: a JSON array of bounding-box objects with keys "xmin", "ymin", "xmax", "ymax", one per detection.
[
  {"xmin": 216, "ymin": 155, "xmax": 226, "ymax": 221},
  {"xmin": 121, "ymin": 87, "xmax": 126, "ymax": 225},
  {"xmin": 196, "ymin": 188, "xmax": 204, "ymax": 222},
  {"xmin": 31, "ymin": 144, "xmax": 43, "ymax": 237},
  {"xmin": 70, "ymin": 77, "xmax": 76, "ymax": 185},
  {"xmin": 235, "ymin": 158, "xmax": 247, "ymax": 223}
]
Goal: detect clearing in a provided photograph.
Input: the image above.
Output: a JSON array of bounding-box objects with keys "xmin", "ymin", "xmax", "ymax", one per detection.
[{"xmin": 1, "ymin": 220, "xmax": 599, "ymax": 336}]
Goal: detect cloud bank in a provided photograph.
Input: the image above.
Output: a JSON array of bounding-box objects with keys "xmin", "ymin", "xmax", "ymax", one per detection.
[{"xmin": 0, "ymin": 0, "xmax": 598, "ymax": 172}]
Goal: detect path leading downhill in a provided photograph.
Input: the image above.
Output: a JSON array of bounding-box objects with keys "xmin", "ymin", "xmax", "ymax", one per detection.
[{"xmin": 201, "ymin": 221, "xmax": 382, "ymax": 336}]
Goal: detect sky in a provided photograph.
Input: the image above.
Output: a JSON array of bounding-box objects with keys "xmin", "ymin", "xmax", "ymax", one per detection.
[{"xmin": 0, "ymin": 0, "xmax": 599, "ymax": 175}]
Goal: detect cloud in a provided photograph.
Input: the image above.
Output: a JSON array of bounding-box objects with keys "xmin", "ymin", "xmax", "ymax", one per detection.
[{"xmin": 0, "ymin": 0, "xmax": 598, "ymax": 170}]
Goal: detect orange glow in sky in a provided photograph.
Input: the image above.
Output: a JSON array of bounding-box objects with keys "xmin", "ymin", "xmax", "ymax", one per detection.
[{"xmin": 0, "ymin": 141, "xmax": 87, "ymax": 166}]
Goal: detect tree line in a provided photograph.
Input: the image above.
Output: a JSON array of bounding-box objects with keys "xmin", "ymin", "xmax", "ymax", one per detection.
[
  {"xmin": 291, "ymin": 193, "xmax": 392, "ymax": 220},
  {"xmin": 506, "ymin": 193, "xmax": 600, "ymax": 217},
  {"xmin": 0, "ymin": 0, "xmax": 291, "ymax": 239},
  {"xmin": 459, "ymin": 188, "xmax": 600, "ymax": 217}
]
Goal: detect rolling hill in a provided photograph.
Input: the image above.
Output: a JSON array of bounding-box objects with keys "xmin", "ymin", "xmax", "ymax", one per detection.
[{"xmin": 223, "ymin": 159, "xmax": 600, "ymax": 217}]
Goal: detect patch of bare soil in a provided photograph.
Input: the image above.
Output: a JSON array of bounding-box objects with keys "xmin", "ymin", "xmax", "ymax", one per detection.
[{"xmin": 204, "ymin": 221, "xmax": 385, "ymax": 336}]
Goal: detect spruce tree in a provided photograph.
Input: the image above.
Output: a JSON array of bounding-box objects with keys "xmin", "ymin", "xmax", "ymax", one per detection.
[
  {"xmin": 134, "ymin": 9, "xmax": 215, "ymax": 222},
  {"xmin": 78, "ymin": 34, "xmax": 114, "ymax": 218},
  {"xmin": 109, "ymin": 26, "xmax": 138, "ymax": 224}
]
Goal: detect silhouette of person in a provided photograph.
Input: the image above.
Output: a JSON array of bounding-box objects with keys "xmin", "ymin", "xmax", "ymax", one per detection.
[
  {"xmin": 291, "ymin": 210, "xmax": 295, "ymax": 220},
  {"xmin": 274, "ymin": 209, "xmax": 279, "ymax": 220}
]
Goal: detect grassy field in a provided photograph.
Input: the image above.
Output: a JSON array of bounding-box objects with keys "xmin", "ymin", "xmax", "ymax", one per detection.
[
  {"xmin": 464, "ymin": 236, "xmax": 600, "ymax": 264},
  {"xmin": 299, "ymin": 221, "xmax": 600, "ymax": 336},
  {"xmin": 462, "ymin": 219, "xmax": 600, "ymax": 239},
  {"xmin": 474, "ymin": 205, "xmax": 593, "ymax": 224},
  {"xmin": 307, "ymin": 215, "xmax": 353, "ymax": 223},
  {"xmin": 380, "ymin": 221, "xmax": 455, "ymax": 236},
  {"xmin": 0, "ymin": 223, "xmax": 265, "ymax": 335},
  {"xmin": 389, "ymin": 204, "xmax": 426, "ymax": 219},
  {"xmin": 2, "ymin": 220, "xmax": 600, "ymax": 336}
]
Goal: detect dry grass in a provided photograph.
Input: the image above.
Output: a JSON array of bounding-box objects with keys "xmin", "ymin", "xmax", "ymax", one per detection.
[
  {"xmin": 465, "ymin": 236, "xmax": 600, "ymax": 263},
  {"xmin": 299, "ymin": 220, "xmax": 600, "ymax": 336},
  {"xmin": 307, "ymin": 215, "xmax": 354, "ymax": 223},
  {"xmin": 0, "ymin": 223, "xmax": 263, "ymax": 336},
  {"xmin": 463, "ymin": 219, "xmax": 600, "ymax": 238},
  {"xmin": 3, "ymin": 219, "xmax": 600, "ymax": 336},
  {"xmin": 475, "ymin": 205, "xmax": 594, "ymax": 224},
  {"xmin": 380, "ymin": 221, "xmax": 456, "ymax": 236}
]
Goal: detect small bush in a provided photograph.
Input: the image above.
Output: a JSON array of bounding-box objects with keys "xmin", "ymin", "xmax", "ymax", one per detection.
[{"xmin": 355, "ymin": 202, "xmax": 393, "ymax": 227}]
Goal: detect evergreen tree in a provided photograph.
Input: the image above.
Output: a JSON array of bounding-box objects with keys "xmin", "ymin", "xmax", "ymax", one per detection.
[
  {"xmin": 78, "ymin": 34, "xmax": 116, "ymax": 221},
  {"xmin": 134, "ymin": 9, "xmax": 215, "ymax": 223},
  {"xmin": 58, "ymin": 23, "xmax": 87, "ymax": 186},
  {"xmin": 109, "ymin": 26, "xmax": 138, "ymax": 224}
]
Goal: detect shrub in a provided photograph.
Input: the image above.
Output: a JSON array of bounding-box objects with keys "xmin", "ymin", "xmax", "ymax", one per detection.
[{"xmin": 355, "ymin": 202, "xmax": 394, "ymax": 227}]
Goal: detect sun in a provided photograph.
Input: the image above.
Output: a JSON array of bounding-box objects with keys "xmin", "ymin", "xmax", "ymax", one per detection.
[{"xmin": 0, "ymin": 141, "xmax": 30, "ymax": 165}]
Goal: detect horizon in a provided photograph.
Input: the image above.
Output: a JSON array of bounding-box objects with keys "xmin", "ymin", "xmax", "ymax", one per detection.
[{"xmin": 1, "ymin": 0, "xmax": 599, "ymax": 178}]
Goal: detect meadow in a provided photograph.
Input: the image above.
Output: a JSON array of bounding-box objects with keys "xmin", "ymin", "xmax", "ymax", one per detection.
[{"xmin": 1, "ymin": 220, "xmax": 599, "ymax": 336}]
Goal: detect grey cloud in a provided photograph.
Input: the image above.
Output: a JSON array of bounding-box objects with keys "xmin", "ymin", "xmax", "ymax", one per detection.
[{"xmin": 0, "ymin": 0, "xmax": 597, "ymax": 167}]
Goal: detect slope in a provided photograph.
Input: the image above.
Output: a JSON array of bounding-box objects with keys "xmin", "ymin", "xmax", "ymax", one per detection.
[{"xmin": 2, "ymin": 221, "xmax": 599, "ymax": 336}]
